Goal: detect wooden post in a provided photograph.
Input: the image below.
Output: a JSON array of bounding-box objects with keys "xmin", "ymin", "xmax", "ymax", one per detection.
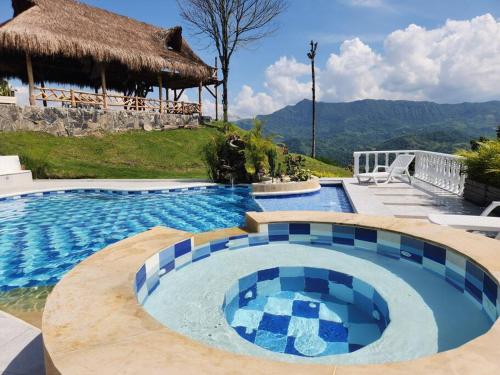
[
  {"xmin": 135, "ymin": 96, "xmax": 139, "ymax": 111},
  {"xmin": 70, "ymin": 89, "xmax": 76, "ymax": 108},
  {"xmin": 40, "ymin": 81, "xmax": 48, "ymax": 107},
  {"xmin": 174, "ymin": 89, "xmax": 177, "ymax": 102},
  {"xmin": 100, "ymin": 65, "xmax": 107, "ymax": 109},
  {"xmin": 158, "ymin": 74, "xmax": 163, "ymax": 113},
  {"xmin": 198, "ymin": 81, "xmax": 202, "ymax": 116},
  {"xmin": 26, "ymin": 53, "xmax": 36, "ymax": 106}
]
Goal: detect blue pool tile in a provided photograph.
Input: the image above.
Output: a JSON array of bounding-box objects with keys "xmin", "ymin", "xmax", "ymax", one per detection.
[
  {"xmin": 159, "ymin": 247, "xmax": 174, "ymax": 269},
  {"xmin": 333, "ymin": 237, "xmax": 354, "ymax": 246},
  {"xmin": 258, "ymin": 267, "xmax": 280, "ymax": 282},
  {"xmin": 377, "ymin": 244, "xmax": 400, "ymax": 259},
  {"xmin": 269, "ymin": 234, "xmax": 289, "ymax": 242},
  {"xmin": 305, "ymin": 277, "xmax": 329, "ymax": 294},
  {"xmin": 465, "ymin": 279, "xmax": 483, "ymax": 304},
  {"xmin": 192, "ymin": 245, "xmax": 210, "ymax": 262},
  {"xmin": 239, "ymin": 285, "xmax": 257, "ymax": 307},
  {"xmin": 268, "ymin": 223, "xmax": 289, "ymax": 235},
  {"xmin": 284, "ymin": 336, "xmax": 306, "ymax": 356},
  {"xmin": 355, "ymin": 228, "xmax": 377, "ymax": 243},
  {"xmin": 483, "ymin": 273, "xmax": 498, "ymax": 305},
  {"xmin": 328, "ymin": 270, "xmax": 353, "ymax": 288},
  {"xmin": 249, "ymin": 235, "xmax": 269, "ymax": 246},
  {"xmin": 304, "ymin": 267, "xmax": 329, "ymax": 280},
  {"xmin": 239, "ymin": 273, "xmax": 258, "ymax": 291},
  {"xmin": 445, "ymin": 267, "xmax": 465, "ymax": 291},
  {"xmin": 174, "ymin": 239, "xmax": 192, "ymax": 258},
  {"xmin": 280, "ymin": 277, "xmax": 305, "ymax": 292},
  {"xmin": 333, "ymin": 225, "xmax": 355, "ymax": 238},
  {"xmin": 135, "ymin": 265, "xmax": 146, "ymax": 291},
  {"xmin": 254, "ymin": 330, "xmax": 288, "ymax": 352},
  {"xmin": 210, "ymin": 239, "xmax": 229, "ymax": 252},
  {"xmin": 234, "ymin": 326, "xmax": 257, "ymax": 343},
  {"xmin": 289, "ymin": 223, "xmax": 310, "ymax": 235},
  {"xmin": 318, "ymin": 320, "xmax": 348, "ymax": 342},
  {"xmin": 466, "ymin": 261, "xmax": 484, "ymax": 289},
  {"xmin": 292, "ymin": 300, "xmax": 320, "ymax": 318},
  {"xmin": 229, "ymin": 234, "xmax": 248, "ymax": 241},
  {"xmin": 160, "ymin": 260, "xmax": 174, "ymax": 275},
  {"xmin": 423, "ymin": 243, "xmax": 446, "ymax": 265},
  {"xmin": 258, "ymin": 313, "xmax": 291, "ymax": 335}
]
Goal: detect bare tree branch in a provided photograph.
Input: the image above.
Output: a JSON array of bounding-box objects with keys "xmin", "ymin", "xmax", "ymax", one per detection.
[{"xmin": 177, "ymin": 0, "xmax": 287, "ymax": 122}]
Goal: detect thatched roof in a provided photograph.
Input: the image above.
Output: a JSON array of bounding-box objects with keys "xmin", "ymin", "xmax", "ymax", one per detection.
[{"xmin": 0, "ymin": 0, "xmax": 216, "ymax": 91}]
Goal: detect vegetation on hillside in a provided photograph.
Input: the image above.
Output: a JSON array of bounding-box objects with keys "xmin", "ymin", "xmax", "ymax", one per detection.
[
  {"xmin": 0, "ymin": 126, "xmax": 349, "ymax": 179},
  {"xmin": 238, "ymin": 99, "xmax": 500, "ymax": 166}
]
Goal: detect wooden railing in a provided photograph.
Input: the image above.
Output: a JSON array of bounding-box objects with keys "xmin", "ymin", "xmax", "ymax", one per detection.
[
  {"xmin": 34, "ymin": 86, "xmax": 201, "ymax": 115},
  {"xmin": 353, "ymin": 150, "xmax": 466, "ymax": 195}
]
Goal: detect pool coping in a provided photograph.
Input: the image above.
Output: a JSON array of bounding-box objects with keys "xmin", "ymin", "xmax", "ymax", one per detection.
[{"xmin": 42, "ymin": 212, "xmax": 500, "ymax": 374}]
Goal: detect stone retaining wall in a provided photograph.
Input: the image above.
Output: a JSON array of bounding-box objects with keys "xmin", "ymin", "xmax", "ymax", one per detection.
[{"xmin": 0, "ymin": 104, "xmax": 199, "ymax": 136}]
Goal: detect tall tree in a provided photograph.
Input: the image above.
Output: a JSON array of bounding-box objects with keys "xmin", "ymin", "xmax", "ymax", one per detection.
[
  {"xmin": 177, "ymin": 0, "xmax": 287, "ymax": 122},
  {"xmin": 307, "ymin": 40, "xmax": 318, "ymax": 158}
]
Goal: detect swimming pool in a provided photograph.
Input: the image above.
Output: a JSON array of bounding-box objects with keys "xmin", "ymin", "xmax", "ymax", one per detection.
[
  {"xmin": 0, "ymin": 184, "xmax": 355, "ymax": 292},
  {"xmin": 0, "ymin": 186, "xmax": 261, "ymax": 291},
  {"xmin": 139, "ymin": 222, "xmax": 499, "ymax": 365},
  {"xmin": 255, "ymin": 185, "xmax": 353, "ymax": 212}
]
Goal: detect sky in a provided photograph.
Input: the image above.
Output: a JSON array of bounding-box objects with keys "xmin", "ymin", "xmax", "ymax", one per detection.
[{"xmin": 2, "ymin": 0, "xmax": 500, "ymax": 119}]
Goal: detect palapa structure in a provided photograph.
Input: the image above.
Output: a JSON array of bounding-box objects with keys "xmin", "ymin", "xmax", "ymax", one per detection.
[{"xmin": 0, "ymin": 0, "xmax": 221, "ymax": 116}]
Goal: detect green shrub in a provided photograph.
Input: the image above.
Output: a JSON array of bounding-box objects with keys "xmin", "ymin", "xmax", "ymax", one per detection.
[
  {"xmin": 18, "ymin": 155, "xmax": 50, "ymax": 179},
  {"xmin": 285, "ymin": 154, "xmax": 312, "ymax": 182},
  {"xmin": 0, "ymin": 80, "xmax": 12, "ymax": 97},
  {"xmin": 243, "ymin": 120, "xmax": 276, "ymax": 182},
  {"xmin": 458, "ymin": 140, "xmax": 500, "ymax": 188}
]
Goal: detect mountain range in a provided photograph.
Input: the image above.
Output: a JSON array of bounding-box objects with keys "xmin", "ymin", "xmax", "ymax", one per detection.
[{"xmin": 237, "ymin": 99, "xmax": 500, "ymax": 166}]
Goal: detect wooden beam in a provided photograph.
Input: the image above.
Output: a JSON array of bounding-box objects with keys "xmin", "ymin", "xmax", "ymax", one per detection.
[
  {"xmin": 100, "ymin": 65, "xmax": 107, "ymax": 109},
  {"xmin": 158, "ymin": 74, "xmax": 163, "ymax": 113},
  {"xmin": 204, "ymin": 85, "xmax": 216, "ymax": 98},
  {"xmin": 174, "ymin": 89, "xmax": 185, "ymax": 102},
  {"xmin": 198, "ymin": 81, "xmax": 202, "ymax": 116},
  {"xmin": 26, "ymin": 53, "xmax": 36, "ymax": 106}
]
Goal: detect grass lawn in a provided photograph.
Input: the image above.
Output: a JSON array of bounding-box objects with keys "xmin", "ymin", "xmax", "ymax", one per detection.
[{"xmin": 0, "ymin": 128, "xmax": 351, "ymax": 179}]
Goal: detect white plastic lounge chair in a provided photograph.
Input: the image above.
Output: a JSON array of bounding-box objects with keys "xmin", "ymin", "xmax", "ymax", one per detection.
[
  {"xmin": 356, "ymin": 154, "xmax": 415, "ymax": 185},
  {"xmin": 428, "ymin": 202, "xmax": 500, "ymax": 240},
  {"xmin": 0, "ymin": 155, "xmax": 33, "ymax": 187}
]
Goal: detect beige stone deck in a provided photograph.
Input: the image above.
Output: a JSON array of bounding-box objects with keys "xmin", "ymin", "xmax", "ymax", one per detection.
[{"xmin": 340, "ymin": 177, "xmax": 481, "ymax": 218}]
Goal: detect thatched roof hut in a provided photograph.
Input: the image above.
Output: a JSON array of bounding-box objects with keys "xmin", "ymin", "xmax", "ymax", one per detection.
[{"xmin": 0, "ymin": 0, "xmax": 216, "ymax": 93}]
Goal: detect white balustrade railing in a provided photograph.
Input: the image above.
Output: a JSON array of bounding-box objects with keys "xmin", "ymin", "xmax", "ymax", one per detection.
[{"xmin": 353, "ymin": 150, "xmax": 466, "ymax": 195}]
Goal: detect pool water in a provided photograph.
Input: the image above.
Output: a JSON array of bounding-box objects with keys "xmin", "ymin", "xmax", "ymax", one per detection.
[
  {"xmin": 223, "ymin": 267, "xmax": 389, "ymax": 357},
  {"xmin": 255, "ymin": 185, "xmax": 353, "ymax": 212},
  {"xmin": 0, "ymin": 187, "xmax": 260, "ymax": 291}
]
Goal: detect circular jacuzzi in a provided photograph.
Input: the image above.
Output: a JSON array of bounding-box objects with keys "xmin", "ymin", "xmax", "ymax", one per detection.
[
  {"xmin": 222, "ymin": 267, "xmax": 390, "ymax": 357},
  {"xmin": 135, "ymin": 221, "xmax": 499, "ymax": 365}
]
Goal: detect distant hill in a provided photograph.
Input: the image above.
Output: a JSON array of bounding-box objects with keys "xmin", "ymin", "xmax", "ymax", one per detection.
[{"xmin": 238, "ymin": 99, "xmax": 500, "ymax": 166}]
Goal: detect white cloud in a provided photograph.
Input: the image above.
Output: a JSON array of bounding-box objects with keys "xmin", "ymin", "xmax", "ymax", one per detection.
[
  {"xmin": 343, "ymin": 0, "xmax": 386, "ymax": 8},
  {"xmin": 232, "ymin": 13, "xmax": 500, "ymax": 118}
]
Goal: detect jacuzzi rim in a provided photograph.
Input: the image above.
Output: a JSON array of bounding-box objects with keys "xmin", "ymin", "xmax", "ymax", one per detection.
[{"xmin": 42, "ymin": 212, "xmax": 500, "ymax": 375}]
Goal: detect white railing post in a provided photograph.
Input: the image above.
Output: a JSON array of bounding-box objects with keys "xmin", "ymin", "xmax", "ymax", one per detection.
[{"xmin": 353, "ymin": 153, "xmax": 360, "ymax": 176}]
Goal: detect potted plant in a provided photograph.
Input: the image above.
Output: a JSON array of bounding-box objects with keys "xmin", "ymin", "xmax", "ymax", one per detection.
[
  {"xmin": 459, "ymin": 139, "xmax": 500, "ymax": 206},
  {"xmin": 0, "ymin": 80, "xmax": 16, "ymax": 105}
]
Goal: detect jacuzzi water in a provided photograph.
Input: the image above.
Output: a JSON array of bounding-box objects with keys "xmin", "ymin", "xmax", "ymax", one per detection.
[
  {"xmin": 222, "ymin": 267, "xmax": 390, "ymax": 357},
  {"xmin": 142, "ymin": 230, "xmax": 498, "ymax": 365}
]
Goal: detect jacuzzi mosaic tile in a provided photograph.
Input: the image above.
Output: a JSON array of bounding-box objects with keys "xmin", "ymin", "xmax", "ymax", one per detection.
[
  {"xmin": 0, "ymin": 186, "xmax": 261, "ymax": 291},
  {"xmin": 136, "ymin": 222, "xmax": 500, "ymax": 324},
  {"xmin": 222, "ymin": 267, "xmax": 390, "ymax": 357}
]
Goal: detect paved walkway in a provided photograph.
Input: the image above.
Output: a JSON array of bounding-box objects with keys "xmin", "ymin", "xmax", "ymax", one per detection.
[{"xmin": 342, "ymin": 178, "xmax": 481, "ymax": 219}]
